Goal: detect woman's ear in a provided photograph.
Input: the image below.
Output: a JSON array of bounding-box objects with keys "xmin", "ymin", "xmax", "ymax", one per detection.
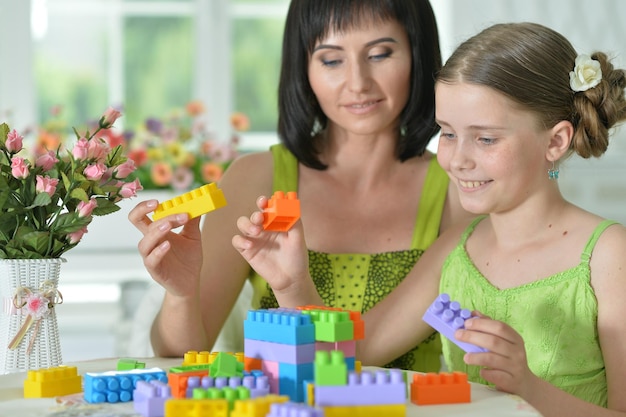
[{"xmin": 546, "ymin": 120, "xmax": 574, "ymax": 162}]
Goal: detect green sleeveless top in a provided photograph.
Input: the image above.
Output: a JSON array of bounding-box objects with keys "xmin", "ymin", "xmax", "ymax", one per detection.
[
  {"xmin": 250, "ymin": 144, "xmax": 450, "ymax": 372},
  {"xmin": 440, "ymin": 216, "xmax": 618, "ymax": 407}
]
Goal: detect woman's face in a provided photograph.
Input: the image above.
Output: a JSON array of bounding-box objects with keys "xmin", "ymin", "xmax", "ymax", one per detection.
[{"xmin": 308, "ymin": 19, "xmax": 412, "ymax": 137}]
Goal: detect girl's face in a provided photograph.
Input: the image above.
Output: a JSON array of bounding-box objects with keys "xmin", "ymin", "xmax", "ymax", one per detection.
[
  {"xmin": 435, "ymin": 82, "xmax": 551, "ymax": 215},
  {"xmin": 308, "ymin": 19, "xmax": 411, "ymax": 137}
]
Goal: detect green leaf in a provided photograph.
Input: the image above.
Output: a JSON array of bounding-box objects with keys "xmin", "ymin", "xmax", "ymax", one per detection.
[
  {"xmin": 52, "ymin": 212, "xmax": 91, "ymax": 234},
  {"xmin": 0, "ymin": 123, "xmax": 9, "ymax": 144},
  {"xmin": 26, "ymin": 192, "xmax": 52, "ymax": 209},
  {"xmin": 70, "ymin": 188, "xmax": 89, "ymax": 202},
  {"xmin": 21, "ymin": 231, "xmax": 50, "ymax": 255},
  {"xmin": 61, "ymin": 170, "xmax": 71, "ymax": 192},
  {"xmin": 93, "ymin": 199, "xmax": 121, "ymax": 216}
]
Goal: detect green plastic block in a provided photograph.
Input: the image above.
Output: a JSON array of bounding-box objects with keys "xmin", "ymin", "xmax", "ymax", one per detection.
[
  {"xmin": 304, "ymin": 310, "xmax": 354, "ymax": 342},
  {"xmin": 209, "ymin": 352, "xmax": 244, "ymax": 377},
  {"xmin": 116, "ymin": 358, "xmax": 145, "ymax": 371},
  {"xmin": 314, "ymin": 350, "xmax": 347, "ymax": 386}
]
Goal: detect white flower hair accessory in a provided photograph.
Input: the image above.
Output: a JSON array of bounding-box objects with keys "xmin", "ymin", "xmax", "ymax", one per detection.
[{"xmin": 569, "ymin": 54, "xmax": 602, "ymax": 92}]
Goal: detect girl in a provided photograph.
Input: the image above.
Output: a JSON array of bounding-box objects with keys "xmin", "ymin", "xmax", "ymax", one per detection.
[{"xmin": 234, "ymin": 22, "xmax": 626, "ymax": 416}]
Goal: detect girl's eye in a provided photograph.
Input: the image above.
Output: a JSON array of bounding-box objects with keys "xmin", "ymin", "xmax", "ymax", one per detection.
[
  {"xmin": 440, "ymin": 132, "xmax": 456, "ymax": 140},
  {"xmin": 479, "ymin": 137, "xmax": 496, "ymax": 145}
]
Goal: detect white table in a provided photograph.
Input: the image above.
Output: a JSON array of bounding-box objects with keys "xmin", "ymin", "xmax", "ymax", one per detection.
[{"xmin": 0, "ymin": 357, "xmax": 543, "ymax": 416}]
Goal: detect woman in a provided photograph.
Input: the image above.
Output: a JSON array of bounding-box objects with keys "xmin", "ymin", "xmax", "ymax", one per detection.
[{"xmin": 129, "ymin": 0, "xmax": 471, "ymax": 372}]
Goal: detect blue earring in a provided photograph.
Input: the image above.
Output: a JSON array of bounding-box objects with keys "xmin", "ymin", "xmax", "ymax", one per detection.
[{"xmin": 548, "ymin": 161, "xmax": 559, "ymax": 180}]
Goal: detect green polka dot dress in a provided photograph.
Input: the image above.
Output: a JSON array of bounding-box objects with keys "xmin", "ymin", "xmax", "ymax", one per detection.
[{"xmin": 249, "ymin": 144, "xmax": 448, "ymax": 372}]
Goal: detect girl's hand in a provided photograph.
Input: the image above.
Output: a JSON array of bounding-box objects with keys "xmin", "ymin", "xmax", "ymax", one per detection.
[
  {"xmin": 232, "ymin": 195, "xmax": 311, "ymax": 300},
  {"xmin": 128, "ymin": 199, "xmax": 203, "ymax": 297},
  {"xmin": 455, "ymin": 315, "xmax": 539, "ymax": 397}
]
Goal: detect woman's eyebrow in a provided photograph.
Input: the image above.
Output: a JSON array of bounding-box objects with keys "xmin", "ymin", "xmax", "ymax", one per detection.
[{"xmin": 313, "ymin": 37, "xmax": 398, "ymax": 53}]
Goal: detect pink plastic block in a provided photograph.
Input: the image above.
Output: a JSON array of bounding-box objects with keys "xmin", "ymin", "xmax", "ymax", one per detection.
[
  {"xmin": 133, "ymin": 380, "xmax": 171, "ymax": 417},
  {"xmin": 422, "ymin": 293, "xmax": 488, "ymax": 353},
  {"xmin": 261, "ymin": 360, "xmax": 280, "ymax": 394},
  {"xmin": 314, "ymin": 369, "xmax": 406, "ymax": 407}
]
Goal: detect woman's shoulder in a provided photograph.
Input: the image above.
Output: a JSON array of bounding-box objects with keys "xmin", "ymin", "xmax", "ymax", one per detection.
[{"xmin": 219, "ymin": 150, "xmax": 274, "ymax": 207}]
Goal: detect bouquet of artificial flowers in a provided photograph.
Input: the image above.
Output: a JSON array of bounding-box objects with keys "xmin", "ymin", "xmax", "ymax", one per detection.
[{"xmin": 0, "ymin": 108, "xmax": 142, "ymax": 259}]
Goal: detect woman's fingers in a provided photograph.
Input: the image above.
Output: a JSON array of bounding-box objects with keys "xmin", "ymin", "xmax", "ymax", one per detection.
[{"xmin": 128, "ymin": 199, "xmax": 158, "ymax": 233}]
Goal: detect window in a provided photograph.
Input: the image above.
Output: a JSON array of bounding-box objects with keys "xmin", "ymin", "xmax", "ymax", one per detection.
[{"xmin": 3, "ymin": 0, "xmax": 288, "ymax": 149}]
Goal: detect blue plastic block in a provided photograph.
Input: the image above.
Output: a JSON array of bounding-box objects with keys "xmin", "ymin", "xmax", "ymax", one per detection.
[
  {"xmin": 278, "ymin": 362, "xmax": 314, "ymax": 402},
  {"xmin": 84, "ymin": 368, "xmax": 168, "ymax": 404},
  {"xmin": 315, "ymin": 369, "xmax": 406, "ymax": 407},
  {"xmin": 243, "ymin": 309, "xmax": 315, "ymax": 345},
  {"xmin": 422, "ymin": 293, "xmax": 488, "ymax": 353},
  {"xmin": 244, "ymin": 338, "xmax": 316, "ymax": 364}
]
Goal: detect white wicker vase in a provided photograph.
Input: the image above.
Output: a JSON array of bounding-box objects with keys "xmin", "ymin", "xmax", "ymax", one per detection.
[{"xmin": 0, "ymin": 258, "xmax": 64, "ymax": 374}]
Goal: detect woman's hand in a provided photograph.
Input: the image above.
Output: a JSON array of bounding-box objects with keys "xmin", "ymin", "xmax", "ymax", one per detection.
[
  {"xmin": 128, "ymin": 199, "xmax": 203, "ymax": 297},
  {"xmin": 455, "ymin": 315, "xmax": 539, "ymax": 398},
  {"xmin": 232, "ymin": 195, "xmax": 315, "ymax": 305}
]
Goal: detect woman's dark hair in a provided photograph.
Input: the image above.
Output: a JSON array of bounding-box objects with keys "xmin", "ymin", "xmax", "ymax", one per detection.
[{"xmin": 278, "ymin": 0, "xmax": 442, "ymax": 169}]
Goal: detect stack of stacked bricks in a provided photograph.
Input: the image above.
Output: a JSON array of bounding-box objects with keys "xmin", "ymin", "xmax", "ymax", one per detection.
[
  {"xmin": 313, "ymin": 350, "xmax": 406, "ymax": 417},
  {"xmin": 243, "ymin": 305, "xmax": 364, "ymax": 403}
]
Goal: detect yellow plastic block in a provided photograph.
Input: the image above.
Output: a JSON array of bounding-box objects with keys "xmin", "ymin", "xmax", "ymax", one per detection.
[
  {"xmin": 24, "ymin": 366, "xmax": 82, "ymax": 398},
  {"xmin": 230, "ymin": 395, "xmax": 289, "ymax": 417},
  {"xmin": 324, "ymin": 404, "xmax": 406, "ymax": 417},
  {"xmin": 152, "ymin": 183, "xmax": 227, "ymax": 221},
  {"xmin": 182, "ymin": 351, "xmax": 244, "ymax": 367},
  {"xmin": 165, "ymin": 398, "xmax": 229, "ymax": 417}
]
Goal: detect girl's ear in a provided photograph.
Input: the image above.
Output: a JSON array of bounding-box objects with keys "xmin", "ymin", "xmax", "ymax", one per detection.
[{"xmin": 546, "ymin": 120, "xmax": 573, "ymax": 162}]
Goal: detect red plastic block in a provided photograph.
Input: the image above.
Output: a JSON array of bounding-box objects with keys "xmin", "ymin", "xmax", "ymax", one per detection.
[
  {"xmin": 152, "ymin": 183, "xmax": 227, "ymax": 221},
  {"xmin": 410, "ymin": 372, "xmax": 470, "ymax": 405},
  {"xmin": 262, "ymin": 191, "xmax": 300, "ymax": 231}
]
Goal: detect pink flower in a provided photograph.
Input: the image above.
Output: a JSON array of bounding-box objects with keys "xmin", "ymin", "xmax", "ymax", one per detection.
[
  {"xmin": 35, "ymin": 175, "xmax": 59, "ymax": 197},
  {"xmin": 100, "ymin": 107, "xmax": 122, "ymax": 129},
  {"xmin": 67, "ymin": 226, "xmax": 88, "ymax": 244},
  {"xmin": 171, "ymin": 166, "xmax": 194, "ymax": 191},
  {"xmin": 72, "ymin": 138, "xmax": 89, "ymax": 160},
  {"xmin": 114, "ymin": 159, "xmax": 136, "ymax": 179},
  {"xmin": 10, "ymin": 157, "xmax": 29, "ymax": 179},
  {"xmin": 118, "ymin": 178, "xmax": 143, "ymax": 198},
  {"xmin": 25, "ymin": 293, "xmax": 50, "ymax": 319},
  {"xmin": 76, "ymin": 199, "xmax": 98, "ymax": 217},
  {"xmin": 87, "ymin": 139, "xmax": 110, "ymax": 162},
  {"xmin": 84, "ymin": 163, "xmax": 107, "ymax": 181},
  {"xmin": 5, "ymin": 129, "xmax": 23, "ymax": 153},
  {"xmin": 35, "ymin": 150, "xmax": 59, "ymax": 171}
]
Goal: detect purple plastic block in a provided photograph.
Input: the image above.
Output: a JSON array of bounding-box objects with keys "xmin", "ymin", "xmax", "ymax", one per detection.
[
  {"xmin": 267, "ymin": 401, "xmax": 324, "ymax": 417},
  {"xmin": 314, "ymin": 369, "xmax": 406, "ymax": 406},
  {"xmin": 133, "ymin": 380, "xmax": 171, "ymax": 417},
  {"xmin": 422, "ymin": 293, "xmax": 488, "ymax": 353},
  {"xmin": 244, "ymin": 338, "xmax": 316, "ymax": 364},
  {"xmin": 185, "ymin": 374, "xmax": 269, "ymax": 399}
]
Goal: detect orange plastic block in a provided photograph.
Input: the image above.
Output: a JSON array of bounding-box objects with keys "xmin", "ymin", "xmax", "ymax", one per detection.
[
  {"xmin": 244, "ymin": 356, "xmax": 262, "ymax": 372},
  {"xmin": 168, "ymin": 370, "xmax": 210, "ymax": 398},
  {"xmin": 24, "ymin": 366, "xmax": 82, "ymax": 398},
  {"xmin": 262, "ymin": 191, "xmax": 300, "ymax": 231},
  {"xmin": 152, "ymin": 183, "xmax": 227, "ymax": 221},
  {"xmin": 410, "ymin": 371, "xmax": 470, "ymax": 405},
  {"xmin": 165, "ymin": 398, "xmax": 229, "ymax": 417}
]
